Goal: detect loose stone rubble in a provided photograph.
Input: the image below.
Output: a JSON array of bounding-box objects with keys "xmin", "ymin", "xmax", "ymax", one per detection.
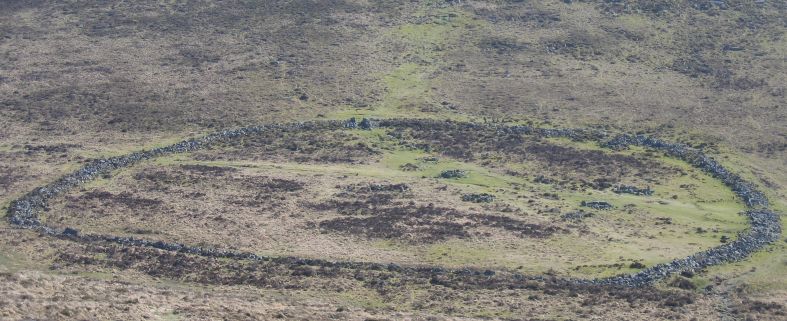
[
  {"xmin": 613, "ymin": 185, "xmax": 653, "ymax": 196},
  {"xmin": 461, "ymin": 193, "xmax": 495, "ymax": 203},
  {"xmin": 581, "ymin": 200, "xmax": 614, "ymax": 210},
  {"xmin": 439, "ymin": 169, "xmax": 467, "ymax": 179},
  {"xmin": 344, "ymin": 117, "xmax": 357, "ymax": 128},
  {"xmin": 561, "ymin": 211, "xmax": 594, "ymax": 222},
  {"xmin": 359, "ymin": 118, "xmax": 373, "ymax": 130},
  {"xmin": 6, "ymin": 118, "xmax": 781, "ymax": 288},
  {"xmin": 344, "ymin": 117, "xmax": 374, "ymax": 130},
  {"xmin": 365, "ymin": 183, "xmax": 410, "ymax": 193}
]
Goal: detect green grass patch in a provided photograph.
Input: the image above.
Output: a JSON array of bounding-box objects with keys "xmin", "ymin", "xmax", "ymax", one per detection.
[
  {"xmin": 380, "ymin": 149, "xmax": 514, "ymax": 189},
  {"xmin": 425, "ymin": 241, "xmax": 499, "ymax": 267},
  {"xmin": 334, "ymin": 288, "xmax": 390, "ymax": 310},
  {"xmin": 330, "ymin": 4, "xmax": 481, "ymax": 120}
]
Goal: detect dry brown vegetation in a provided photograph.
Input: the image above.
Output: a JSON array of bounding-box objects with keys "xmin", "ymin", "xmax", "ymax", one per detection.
[
  {"xmin": 1, "ymin": 0, "xmax": 785, "ymax": 320},
  {"xmin": 388, "ymin": 122, "xmax": 681, "ymax": 187}
]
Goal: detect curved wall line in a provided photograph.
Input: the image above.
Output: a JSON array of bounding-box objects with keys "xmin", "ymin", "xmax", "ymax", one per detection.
[{"xmin": 6, "ymin": 118, "xmax": 782, "ymax": 287}]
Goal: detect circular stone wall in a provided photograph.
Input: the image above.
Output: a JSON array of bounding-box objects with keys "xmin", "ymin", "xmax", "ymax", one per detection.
[{"xmin": 7, "ymin": 118, "xmax": 781, "ymax": 287}]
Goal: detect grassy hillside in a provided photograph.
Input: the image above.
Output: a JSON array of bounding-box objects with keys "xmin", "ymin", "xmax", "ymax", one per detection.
[{"xmin": 0, "ymin": 1, "xmax": 784, "ymax": 320}]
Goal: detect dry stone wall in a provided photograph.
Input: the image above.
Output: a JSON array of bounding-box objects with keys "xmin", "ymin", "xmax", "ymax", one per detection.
[{"xmin": 6, "ymin": 118, "xmax": 781, "ymax": 287}]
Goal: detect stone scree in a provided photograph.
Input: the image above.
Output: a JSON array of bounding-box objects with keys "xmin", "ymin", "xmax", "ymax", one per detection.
[{"xmin": 6, "ymin": 118, "xmax": 782, "ymax": 287}]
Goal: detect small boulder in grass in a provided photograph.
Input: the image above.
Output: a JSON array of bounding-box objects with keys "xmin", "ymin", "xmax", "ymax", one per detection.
[
  {"xmin": 62, "ymin": 227, "xmax": 79, "ymax": 237},
  {"xmin": 359, "ymin": 118, "xmax": 373, "ymax": 130},
  {"xmin": 439, "ymin": 169, "xmax": 467, "ymax": 179}
]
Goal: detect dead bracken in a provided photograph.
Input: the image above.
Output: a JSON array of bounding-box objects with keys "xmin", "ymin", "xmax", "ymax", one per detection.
[{"xmin": 313, "ymin": 188, "xmax": 561, "ymax": 242}]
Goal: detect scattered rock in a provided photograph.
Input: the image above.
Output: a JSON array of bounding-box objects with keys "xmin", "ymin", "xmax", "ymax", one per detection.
[
  {"xmin": 561, "ymin": 211, "xmax": 594, "ymax": 221},
  {"xmin": 534, "ymin": 175, "xmax": 553, "ymax": 184},
  {"xmin": 613, "ymin": 185, "xmax": 653, "ymax": 196},
  {"xmin": 345, "ymin": 117, "xmax": 357, "ymax": 128},
  {"xmin": 461, "ymin": 193, "xmax": 495, "ymax": 203},
  {"xmin": 359, "ymin": 118, "xmax": 373, "ymax": 130},
  {"xmin": 439, "ymin": 169, "xmax": 467, "ymax": 179},
  {"xmin": 344, "ymin": 117, "xmax": 373, "ymax": 129},
  {"xmin": 668, "ymin": 277, "xmax": 696, "ymax": 290},
  {"xmin": 656, "ymin": 217, "xmax": 673, "ymax": 225},
  {"xmin": 365, "ymin": 183, "xmax": 409, "ymax": 193},
  {"xmin": 399, "ymin": 163, "xmax": 419, "ymax": 171},
  {"xmin": 62, "ymin": 227, "xmax": 79, "ymax": 237},
  {"xmin": 580, "ymin": 200, "xmax": 613, "ymax": 210}
]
